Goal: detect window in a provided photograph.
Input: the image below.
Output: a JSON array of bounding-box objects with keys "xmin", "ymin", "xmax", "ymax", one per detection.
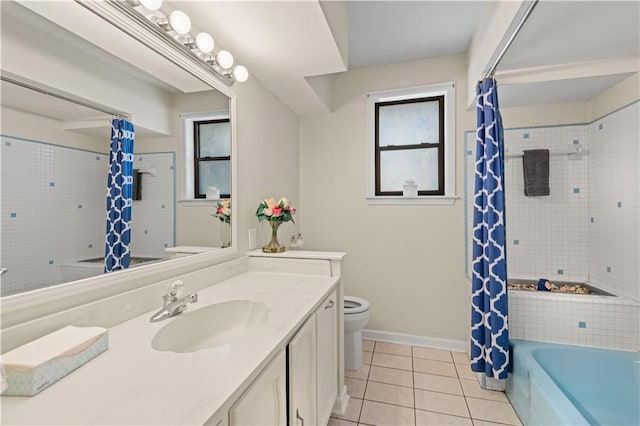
[
  {"xmin": 193, "ymin": 119, "xmax": 230, "ymax": 199},
  {"xmin": 180, "ymin": 109, "xmax": 231, "ymax": 202},
  {"xmin": 375, "ymin": 96, "xmax": 444, "ymax": 196},
  {"xmin": 367, "ymin": 83, "xmax": 456, "ymax": 205}
]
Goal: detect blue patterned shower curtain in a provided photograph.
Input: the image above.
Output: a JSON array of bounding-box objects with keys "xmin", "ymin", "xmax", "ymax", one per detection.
[
  {"xmin": 470, "ymin": 78, "xmax": 509, "ymax": 379},
  {"xmin": 104, "ymin": 119, "xmax": 135, "ymax": 273}
]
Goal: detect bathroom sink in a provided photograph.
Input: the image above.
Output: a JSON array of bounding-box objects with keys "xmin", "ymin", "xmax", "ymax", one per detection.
[{"xmin": 151, "ymin": 300, "xmax": 270, "ymax": 353}]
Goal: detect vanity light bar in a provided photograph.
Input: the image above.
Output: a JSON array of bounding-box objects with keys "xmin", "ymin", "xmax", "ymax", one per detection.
[{"xmin": 120, "ymin": 0, "xmax": 248, "ymax": 85}]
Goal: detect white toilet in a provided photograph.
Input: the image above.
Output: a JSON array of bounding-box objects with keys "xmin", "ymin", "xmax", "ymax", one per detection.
[{"xmin": 344, "ymin": 295, "xmax": 371, "ymax": 371}]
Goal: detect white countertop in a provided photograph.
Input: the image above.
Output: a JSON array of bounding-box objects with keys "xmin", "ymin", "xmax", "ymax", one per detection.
[
  {"xmin": 1, "ymin": 271, "xmax": 339, "ymax": 425},
  {"xmin": 247, "ymin": 249, "xmax": 346, "ymax": 260}
]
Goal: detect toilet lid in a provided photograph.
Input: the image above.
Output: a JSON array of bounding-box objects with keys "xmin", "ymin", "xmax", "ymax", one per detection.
[{"xmin": 344, "ymin": 296, "xmax": 369, "ymax": 314}]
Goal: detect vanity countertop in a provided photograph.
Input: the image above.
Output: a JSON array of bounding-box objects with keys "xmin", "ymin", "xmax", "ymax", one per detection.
[{"xmin": 1, "ymin": 271, "xmax": 339, "ymax": 425}]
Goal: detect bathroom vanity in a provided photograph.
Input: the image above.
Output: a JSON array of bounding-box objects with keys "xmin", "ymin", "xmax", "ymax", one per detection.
[{"xmin": 1, "ymin": 251, "xmax": 348, "ymax": 425}]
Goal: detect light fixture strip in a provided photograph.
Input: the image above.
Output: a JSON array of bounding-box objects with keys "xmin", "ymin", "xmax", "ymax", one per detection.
[{"xmin": 78, "ymin": 0, "xmax": 235, "ymax": 86}]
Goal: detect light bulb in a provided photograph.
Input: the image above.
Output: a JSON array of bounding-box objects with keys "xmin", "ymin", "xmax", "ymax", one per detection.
[
  {"xmin": 139, "ymin": 0, "xmax": 162, "ymax": 11},
  {"xmin": 195, "ymin": 32, "xmax": 214, "ymax": 53},
  {"xmin": 233, "ymin": 65, "xmax": 249, "ymax": 82},
  {"xmin": 169, "ymin": 10, "xmax": 191, "ymax": 35},
  {"xmin": 216, "ymin": 50, "xmax": 234, "ymax": 69}
]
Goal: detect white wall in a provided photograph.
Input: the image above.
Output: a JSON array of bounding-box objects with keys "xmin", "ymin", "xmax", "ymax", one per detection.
[{"xmin": 300, "ymin": 55, "xmax": 473, "ymax": 342}]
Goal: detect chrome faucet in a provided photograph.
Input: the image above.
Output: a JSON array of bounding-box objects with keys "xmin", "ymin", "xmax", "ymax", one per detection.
[{"xmin": 150, "ymin": 280, "xmax": 198, "ymax": 322}]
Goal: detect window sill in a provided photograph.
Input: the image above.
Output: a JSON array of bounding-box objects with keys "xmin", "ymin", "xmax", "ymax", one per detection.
[
  {"xmin": 366, "ymin": 195, "xmax": 458, "ymax": 205},
  {"xmin": 178, "ymin": 199, "xmax": 221, "ymax": 207}
]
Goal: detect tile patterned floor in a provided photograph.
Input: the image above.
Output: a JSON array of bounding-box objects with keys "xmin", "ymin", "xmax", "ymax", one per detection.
[{"xmin": 329, "ymin": 341, "xmax": 522, "ymax": 426}]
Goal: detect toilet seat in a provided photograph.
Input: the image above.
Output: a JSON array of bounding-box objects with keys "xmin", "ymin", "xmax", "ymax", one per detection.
[{"xmin": 344, "ymin": 296, "xmax": 370, "ymax": 314}]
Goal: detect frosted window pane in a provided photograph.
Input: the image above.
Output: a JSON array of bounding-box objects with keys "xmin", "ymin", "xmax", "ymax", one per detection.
[
  {"xmin": 199, "ymin": 121, "xmax": 230, "ymax": 157},
  {"xmin": 198, "ymin": 160, "xmax": 230, "ymax": 195},
  {"xmin": 378, "ymin": 101, "xmax": 439, "ymax": 147},
  {"xmin": 380, "ymin": 148, "xmax": 439, "ymax": 192}
]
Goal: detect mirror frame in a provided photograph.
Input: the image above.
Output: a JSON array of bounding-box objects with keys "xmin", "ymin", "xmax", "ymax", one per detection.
[{"xmin": 1, "ymin": 1, "xmax": 238, "ymax": 323}]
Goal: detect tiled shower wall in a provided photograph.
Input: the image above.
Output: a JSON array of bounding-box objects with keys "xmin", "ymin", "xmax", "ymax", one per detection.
[
  {"xmin": 1, "ymin": 135, "xmax": 174, "ymax": 297},
  {"xmin": 588, "ymin": 102, "xmax": 640, "ymax": 300},
  {"xmin": 465, "ymin": 101, "xmax": 640, "ymax": 350}
]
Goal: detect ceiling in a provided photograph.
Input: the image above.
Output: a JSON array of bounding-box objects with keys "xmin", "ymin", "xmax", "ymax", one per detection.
[{"xmin": 347, "ymin": 1, "xmax": 486, "ymax": 69}]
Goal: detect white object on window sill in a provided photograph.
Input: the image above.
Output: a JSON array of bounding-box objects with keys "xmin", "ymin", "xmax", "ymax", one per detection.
[
  {"xmin": 402, "ymin": 180, "xmax": 418, "ymax": 197},
  {"xmin": 366, "ymin": 196, "xmax": 458, "ymax": 206},
  {"xmin": 206, "ymin": 186, "xmax": 221, "ymax": 199}
]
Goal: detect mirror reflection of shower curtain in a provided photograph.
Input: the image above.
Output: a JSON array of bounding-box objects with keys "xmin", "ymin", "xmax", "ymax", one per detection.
[
  {"xmin": 104, "ymin": 118, "xmax": 135, "ymax": 273},
  {"xmin": 470, "ymin": 78, "xmax": 509, "ymax": 380}
]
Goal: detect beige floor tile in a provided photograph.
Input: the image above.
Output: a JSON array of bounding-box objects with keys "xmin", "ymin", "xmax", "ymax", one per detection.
[
  {"xmin": 412, "ymin": 347, "xmax": 453, "ymax": 362},
  {"xmin": 359, "ymin": 400, "xmax": 415, "ymax": 426},
  {"xmin": 368, "ymin": 365, "xmax": 413, "ymax": 387},
  {"xmin": 345, "ymin": 363, "xmax": 371, "ymax": 380},
  {"xmin": 451, "ymin": 351, "xmax": 469, "ymax": 365},
  {"xmin": 333, "ymin": 397, "xmax": 363, "ymax": 422},
  {"xmin": 413, "ymin": 358, "xmax": 458, "ymax": 377},
  {"xmin": 460, "ymin": 379, "xmax": 508, "ymax": 402},
  {"xmin": 345, "ymin": 377, "xmax": 367, "ymax": 399},
  {"xmin": 371, "ymin": 352, "xmax": 413, "ymax": 371},
  {"xmin": 466, "ymin": 397, "xmax": 522, "ymax": 425},
  {"xmin": 414, "ymin": 389, "xmax": 470, "ymax": 418},
  {"xmin": 472, "ymin": 420, "xmax": 513, "ymax": 426},
  {"xmin": 329, "ymin": 418, "xmax": 358, "ymax": 426},
  {"xmin": 363, "ymin": 340, "xmax": 375, "ymax": 352},
  {"xmin": 363, "ymin": 350, "xmax": 373, "ymax": 365},
  {"xmin": 413, "ymin": 372, "xmax": 463, "ymax": 395},
  {"xmin": 455, "ymin": 363, "xmax": 477, "ymax": 380},
  {"xmin": 416, "ymin": 409, "xmax": 473, "ymax": 425},
  {"xmin": 364, "ymin": 381, "xmax": 414, "ymax": 408},
  {"xmin": 375, "ymin": 341, "xmax": 412, "ymax": 357}
]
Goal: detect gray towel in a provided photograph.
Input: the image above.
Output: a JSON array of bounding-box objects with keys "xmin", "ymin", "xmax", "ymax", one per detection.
[{"xmin": 522, "ymin": 149, "xmax": 550, "ymax": 196}]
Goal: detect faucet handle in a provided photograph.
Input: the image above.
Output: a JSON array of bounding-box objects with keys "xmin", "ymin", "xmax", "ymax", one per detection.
[{"xmin": 166, "ymin": 280, "xmax": 184, "ymax": 299}]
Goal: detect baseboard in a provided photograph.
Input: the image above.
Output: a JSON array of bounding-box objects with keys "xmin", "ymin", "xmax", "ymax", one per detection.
[
  {"xmin": 332, "ymin": 385, "xmax": 349, "ymax": 416},
  {"xmin": 362, "ymin": 329, "xmax": 467, "ymax": 353}
]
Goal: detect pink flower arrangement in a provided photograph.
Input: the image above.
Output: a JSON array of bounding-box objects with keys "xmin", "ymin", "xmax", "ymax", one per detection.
[
  {"xmin": 256, "ymin": 197, "xmax": 296, "ymax": 224},
  {"xmin": 213, "ymin": 199, "xmax": 231, "ymax": 224}
]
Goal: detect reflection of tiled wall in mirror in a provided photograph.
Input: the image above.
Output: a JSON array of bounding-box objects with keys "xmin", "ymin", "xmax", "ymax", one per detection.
[
  {"xmin": 0, "ymin": 135, "xmax": 175, "ymax": 296},
  {"xmin": 131, "ymin": 152, "xmax": 176, "ymax": 258}
]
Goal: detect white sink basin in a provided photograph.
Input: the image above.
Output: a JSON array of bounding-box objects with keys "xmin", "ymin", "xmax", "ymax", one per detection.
[{"xmin": 151, "ymin": 300, "xmax": 270, "ymax": 353}]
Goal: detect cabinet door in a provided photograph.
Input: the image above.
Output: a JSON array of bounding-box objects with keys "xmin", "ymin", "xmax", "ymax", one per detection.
[
  {"xmin": 229, "ymin": 349, "xmax": 287, "ymax": 426},
  {"xmin": 288, "ymin": 315, "xmax": 317, "ymax": 426},
  {"xmin": 316, "ymin": 290, "xmax": 338, "ymax": 426}
]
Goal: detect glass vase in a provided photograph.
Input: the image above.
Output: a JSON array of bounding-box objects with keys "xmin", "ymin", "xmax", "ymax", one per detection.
[
  {"xmin": 220, "ymin": 221, "xmax": 231, "ymax": 248},
  {"xmin": 262, "ymin": 221, "xmax": 285, "ymax": 253}
]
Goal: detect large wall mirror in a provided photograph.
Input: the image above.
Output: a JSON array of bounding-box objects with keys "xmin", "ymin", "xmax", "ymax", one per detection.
[{"xmin": 0, "ymin": 1, "xmax": 236, "ymax": 297}]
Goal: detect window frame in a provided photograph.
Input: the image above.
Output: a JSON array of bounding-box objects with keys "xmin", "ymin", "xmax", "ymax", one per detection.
[
  {"xmin": 193, "ymin": 118, "xmax": 231, "ymax": 199},
  {"xmin": 374, "ymin": 95, "xmax": 445, "ymax": 196},
  {"xmin": 366, "ymin": 82, "xmax": 457, "ymax": 205}
]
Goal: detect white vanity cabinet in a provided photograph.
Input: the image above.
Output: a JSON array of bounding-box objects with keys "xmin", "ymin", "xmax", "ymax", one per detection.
[
  {"xmin": 289, "ymin": 289, "xmax": 338, "ymax": 426},
  {"xmin": 316, "ymin": 290, "xmax": 338, "ymax": 425},
  {"xmin": 228, "ymin": 349, "xmax": 287, "ymax": 426},
  {"xmin": 288, "ymin": 313, "xmax": 317, "ymax": 426}
]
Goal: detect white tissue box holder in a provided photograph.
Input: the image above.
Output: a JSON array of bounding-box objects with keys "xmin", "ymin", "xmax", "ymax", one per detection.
[{"xmin": 1, "ymin": 330, "xmax": 108, "ymax": 396}]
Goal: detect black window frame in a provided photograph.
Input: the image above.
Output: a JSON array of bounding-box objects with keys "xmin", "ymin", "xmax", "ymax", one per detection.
[
  {"xmin": 374, "ymin": 95, "xmax": 445, "ymax": 196},
  {"xmin": 193, "ymin": 118, "xmax": 231, "ymax": 199}
]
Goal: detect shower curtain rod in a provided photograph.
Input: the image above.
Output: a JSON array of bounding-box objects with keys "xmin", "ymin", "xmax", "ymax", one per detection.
[
  {"xmin": 0, "ymin": 74, "xmax": 130, "ymax": 120},
  {"xmin": 484, "ymin": 0, "xmax": 539, "ymax": 79}
]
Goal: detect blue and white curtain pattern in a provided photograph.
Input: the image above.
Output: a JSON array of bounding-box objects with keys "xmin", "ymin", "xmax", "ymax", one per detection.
[
  {"xmin": 470, "ymin": 78, "xmax": 509, "ymax": 379},
  {"xmin": 104, "ymin": 119, "xmax": 135, "ymax": 273}
]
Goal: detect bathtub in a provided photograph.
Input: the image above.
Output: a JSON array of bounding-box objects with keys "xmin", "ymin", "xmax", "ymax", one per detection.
[
  {"xmin": 60, "ymin": 256, "xmax": 163, "ymax": 282},
  {"xmin": 507, "ymin": 339, "xmax": 640, "ymax": 425}
]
